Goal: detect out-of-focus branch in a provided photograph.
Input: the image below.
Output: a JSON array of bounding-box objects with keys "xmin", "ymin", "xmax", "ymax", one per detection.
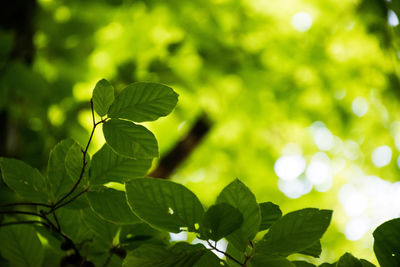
[{"xmin": 149, "ymin": 114, "xmax": 212, "ymax": 179}]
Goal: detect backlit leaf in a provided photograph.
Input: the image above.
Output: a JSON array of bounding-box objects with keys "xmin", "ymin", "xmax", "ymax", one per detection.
[
  {"xmin": 92, "ymin": 79, "xmax": 114, "ymax": 116},
  {"xmin": 90, "ymin": 144, "xmax": 152, "ymax": 185},
  {"xmin": 259, "ymin": 202, "xmax": 282, "ymax": 231},
  {"xmin": 108, "ymin": 82, "xmax": 178, "ymax": 122},
  {"xmin": 0, "ymin": 225, "xmax": 44, "ymax": 267},
  {"xmin": 0, "ymin": 158, "xmax": 48, "ymax": 203},
  {"xmin": 256, "ymin": 208, "xmax": 332, "ymax": 256},
  {"xmin": 87, "ymin": 187, "xmax": 141, "ymax": 224},
  {"xmin": 103, "ymin": 119, "xmax": 158, "ymax": 159},
  {"xmin": 125, "ymin": 178, "xmax": 204, "ymax": 233}
]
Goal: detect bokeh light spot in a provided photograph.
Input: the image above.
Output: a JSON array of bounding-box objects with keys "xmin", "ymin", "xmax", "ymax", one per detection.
[
  {"xmin": 291, "ymin": 12, "xmax": 313, "ymax": 32},
  {"xmin": 372, "ymin": 145, "xmax": 392, "ymax": 167},
  {"xmin": 352, "ymin": 97, "xmax": 369, "ymax": 117},
  {"xmin": 388, "ymin": 10, "xmax": 399, "ymax": 27},
  {"xmin": 274, "ymin": 154, "xmax": 306, "ymax": 181}
]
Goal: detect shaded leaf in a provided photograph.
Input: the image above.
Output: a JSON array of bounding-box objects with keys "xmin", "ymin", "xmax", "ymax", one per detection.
[
  {"xmin": 0, "ymin": 158, "xmax": 48, "ymax": 203},
  {"xmin": 125, "ymin": 178, "xmax": 204, "ymax": 233},
  {"xmin": 373, "ymin": 218, "xmax": 400, "ymax": 267},
  {"xmin": 90, "ymin": 144, "xmax": 152, "ymax": 185},
  {"xmin": 108, "ymin": 82, "xmax": 178, "ymax": 122},
  {"xmin": 336, "ymin": 253, "xmax": 362, "ymax": 267},
  {"xmin": 256, "ymin": 208, "xmax": 332, "ymax": 256},
  {"xmin": 250, "ymin": 254, "xmax": 295, "ymax": 267},
  {"xmin": 193, "ymin": 250, "xmax": 224, "ymax": 267},
  {"xmin": 92, "ymin": 79, "xmax": 114, "ymax": 116},
  {"xmin": 259, "ymin": 202, "xmax": 282, "ymax": 231},
  {"xmin": 81, "ymin": 208, "xmax": 119, "ymax": 244},
  {"xmin": 87, "ymin": 187, "xmax": 141, "ymax": 224},
  {"xmin": 292, "ymin": 261, "xmax": 316, "ymax": 267},
  {"xmin": 47, "ymin": 139, "xmax": 76, "ymax": 201},
  {"xmin": 55, "ymin": 207, "xmax": 93, "ymax": 243},
  {"xmin": 65, "ymin": 142, "xmax": 90, "ymax": 185},
  {"xmin": 298, "ymin": 241, "xmax": 322, "ymax": 258},
  {"xmin": 200, "ymin": 203, "xmax": 243, "ymax": 241},
  {"xmin": 0, "ymin": 225, "xmax": 44, "ymax": 267},
  {"xmin": 216, "ymin": 179, "xmax": 261, "ymax": 251},
  {"xmin": 123, "ymin": 243, "xmax": 207, "ymax": 267},
  {"xmin": 103, "ymin": 119, "xmax": 158, "ymax": 159},
  {"xmin": 119, "ymin": 223, "xmax": 169, "ymax": 251}
]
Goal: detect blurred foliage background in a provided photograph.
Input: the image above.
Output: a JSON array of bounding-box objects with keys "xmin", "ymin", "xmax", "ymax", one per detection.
[{"xmin": 2, "ymin": 0, "xmax": 400, "ymax": 264}]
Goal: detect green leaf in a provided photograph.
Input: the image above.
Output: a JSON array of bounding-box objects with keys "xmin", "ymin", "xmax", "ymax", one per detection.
[
  {"xmin": 87, "ymin": 187, "xmax": 141, "ymax": 224},
  {"xmin": 65, "ymin": 142, "xmax": 90, "ymax": 185},
  {"xmin": 216, "ymin": 179, "xmax": 261, "ymax": 251},
  {"xmin": 90, "ymin": 144, "xmax": 152, "ymax": 185},
  {"xmin": 250, "ymin": 254, "xmax": 295, "ymax": 267},
  {"xmin": 298, "ymin": 241, "xmax": 322, "ymax": 258},
  {"xmin": 47, "ymin": 139, "xmax": 77, "ymax": 201},
  {"xmin": 373, "ymin": 217, "xmax": 400, "ymax": 267},
  {"xmin": 123, "ymin": 243, "xmax": 207, "ymax": 267},
  {"xmin": 123, "ymin": 244, "xmax": 169, "ymax": 267},
  {"xmin": 55, "ymin": 207, "xmax": 93, "ymax": 243},
  {"xmin": 193, "ymin": 250, "xmax": 224, "ymax": 267},
  {"xmin": 259, "ymin": 202, "xmax": 282, "ymax": 231},
  {"xmin": 319, "ymin": 264, "xmax": 336, "ymax": 267},
  {"xmin": 292, "ymin": 261, "xmax": 316, "ymax": 267},
  {"xmin": 360, "ymin": 259, "xmax": 376, "ymax": 267},
  {"xmin": 92, "ymin": 79, "xmax": 115, "ymax": 116},
  {"xmin": 108, "ymin": 82, "xmax": 178, "ymax": 122},
  {"xmin": 125, "ymin": 178, "xmax": 204, "ymax": 233},
  {"xmin": 81, "ymin": 208, "xmax": 119, "ymax": 244},
  {"xmin": 103, "ymin": 119, "xmax": 158, "ymax": 159},
  {"xmin": 256, "ymin": 208, "xmax": 332, "ymax": 256},
  {"xmin": 119, "ymin": 223, "xmax": 169, "ymax": 251},
  {"xmin": 0, "ymin": 225, "xmax": 44, "ymax": 267},
  {"xmin": 0, "ymin": 158, "xmax": 48, "ymax": 203},
  {"xmin": 200, "ymin": 203, "xmax": 243, "ymax": 241},
  {"xmin": 336, "ymin": 253, "xmax": 362, "ymax": 267},
  {"xmin": 226, "ymin": 242, "xmax": 245, "ymax": 266}
]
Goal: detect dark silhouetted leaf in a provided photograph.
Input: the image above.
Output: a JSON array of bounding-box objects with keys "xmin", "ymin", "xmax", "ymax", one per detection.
[
  {"xmin": 217, "ymin": 179, "xmax": 261, "ymax": 251},
  {"xmin": 200, "ymin": 203, "xmax": 243, "ymax": 241}
]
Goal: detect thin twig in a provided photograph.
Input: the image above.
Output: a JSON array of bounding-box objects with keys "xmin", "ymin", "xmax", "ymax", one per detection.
[
  {"xmin": 0, "ymin": 202, "xmax": 51, "ymax": 208},
  {"xmin": 0, "ymin": 210, "xmax": 47, "ymax": 220},
  {"xmin": 52, "ymin": 212, "xmax": 61, "ymax": 231},
  {"xmin": 54, "ymin": 188, "xmax": 89, "ymax": 211},
  {"xmin": 51, "ymin": 100, "xmax": 105, "ymax": 212},
  {"xmin": 0, "ymin": 220, "xmax": 49, "ymax": 227},
  {"xmin": 207, "ymin": 240, "xmax": 243, "ymax": 266},
  {"xmin": 102, "ymin": 251, "xmax": 113, "ymax": 267}
]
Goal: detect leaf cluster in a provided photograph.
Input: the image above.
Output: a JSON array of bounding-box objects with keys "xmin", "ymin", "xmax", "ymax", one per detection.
[{"xmin": 0, "ymin": 79, "xmax": 398, "ymax": 267}]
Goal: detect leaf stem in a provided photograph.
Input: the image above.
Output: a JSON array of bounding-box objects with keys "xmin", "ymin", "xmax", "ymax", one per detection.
[
  {"xmin": 51, "ymin": 99, "xmax": 106, "ymax": 212},
  {"xmin": 0, "ymin": 220, "xmax": 49, "ymax": 228},
  {"xmin": 53, "ymin": 187, "xmax": 89, "ymax": 211},
  {"xmin": 207, "ymin": 240, "xmax": 243, "ymax": 266},
  {"xmin": 0, "ymin": 202, "xmax": 51, "ymax": 208},
  {"xmin": 0, "ymin": 210, "xmax": 48, "ymax": 220}
]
